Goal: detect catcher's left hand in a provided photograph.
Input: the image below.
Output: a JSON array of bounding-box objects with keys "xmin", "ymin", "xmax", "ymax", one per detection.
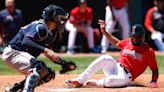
[{"xmin": 59, "ymin": 60, "xmax": 76, "ymax": 74}]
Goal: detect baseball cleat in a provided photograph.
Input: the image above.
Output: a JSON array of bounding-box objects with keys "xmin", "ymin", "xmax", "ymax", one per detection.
[
  {"xmin": 5, "ymin": 87, "xmax": 11, "ymax": 92},
  {"xmin": 5, "ymin": 83, "xmax": 23, "ymax": 92},
  {"xmin": 65, "ymin": 79, "xmax": 83, "ymax": 88},
  {"xmin": 5, "ymin": 87, "xmax": 15, "ymax": 92}
]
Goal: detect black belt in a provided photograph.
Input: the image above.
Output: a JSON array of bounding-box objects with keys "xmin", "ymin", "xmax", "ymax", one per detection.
[
  {"xmin": 113, "ymin": 7, "xmax": 123, "ymax": 10},
  {"xmin": 120, "ymin": 64, "xmax": 132, "ymax": 79},
  {"xmin": 119, "ymin": 64, "xmax": 132, "ymax": 79},
  {"xmin": 119, "ymin": 64, "xmax": 129, "ymax": 74},
  {"xmin": 120, "ymin": 64, "xmax": 129, "ymax": 74}
]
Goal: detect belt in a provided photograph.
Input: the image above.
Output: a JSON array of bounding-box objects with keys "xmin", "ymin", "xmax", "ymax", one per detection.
[
  {"xmin": 119, "ymin": 63, "xmax": 132, "ymax": 79},
  {"xmin": 120, "ymin": 64, "xmax": 129, "ymax": 74},
  {"xmin": 112, "ymin": 7, "xmax": 123, "ymax": 10}
]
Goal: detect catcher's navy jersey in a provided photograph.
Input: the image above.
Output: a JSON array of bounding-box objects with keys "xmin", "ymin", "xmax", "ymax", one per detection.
[{"xmin": 9, "ymin": 19, "xmax": 57, "ymax": 57}]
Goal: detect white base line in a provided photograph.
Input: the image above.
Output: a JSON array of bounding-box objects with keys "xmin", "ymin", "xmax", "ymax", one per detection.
[{"xmin": 47, "ymin": 88, "xmax": 78, "ymax": 92}]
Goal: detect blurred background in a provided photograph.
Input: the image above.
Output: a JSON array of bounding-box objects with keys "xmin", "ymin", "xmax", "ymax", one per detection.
[{"xmin": 0, "ymin": 0, "xmax": 157, "ymax": 53}]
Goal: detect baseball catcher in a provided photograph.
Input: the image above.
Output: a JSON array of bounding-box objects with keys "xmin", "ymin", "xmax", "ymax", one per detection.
[{"xmin": 2, "ymin": 4, "xmax": 76, "ymax": 92}]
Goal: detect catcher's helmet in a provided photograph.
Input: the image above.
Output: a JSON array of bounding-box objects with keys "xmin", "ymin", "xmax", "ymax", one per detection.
[
  {"xmin": 42, "ymin": 4, "xmax": 68, "ymax": 25},
  {"xmin": 131, "ymin": 24, "xmax": 145, "ymax": 37}
]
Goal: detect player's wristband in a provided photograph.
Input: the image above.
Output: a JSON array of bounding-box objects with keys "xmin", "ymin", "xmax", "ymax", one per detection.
[
  {"xmin": 54, "ymin": 58, "xmax": 65, "ymax": 65},
  {"xmin": 150, "ymin": 82, "xmax": 158, "ymax": 88}
]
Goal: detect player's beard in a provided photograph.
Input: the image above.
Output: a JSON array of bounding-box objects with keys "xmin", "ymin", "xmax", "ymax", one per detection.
[
  {"xmin": 131, "ymin": 35, "xmax": 145, "ymax": 46},
  {"xmin": 132, "ymin": 39, "xmax": 144, "ymax": 46}
]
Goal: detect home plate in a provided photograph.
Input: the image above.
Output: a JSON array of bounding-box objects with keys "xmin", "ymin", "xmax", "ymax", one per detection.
[
  {"xmin": 124, "ymin": 87, "xmax": 136, "ymax": 89},
  {"xmin": 47, "ymin": 88, "xmax": 78, "ymax": 92}
]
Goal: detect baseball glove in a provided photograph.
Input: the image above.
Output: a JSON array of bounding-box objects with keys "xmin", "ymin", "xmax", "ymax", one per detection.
[{"xmin": 59, "ymin": 60, "xmax": 76, "ymax": 74}]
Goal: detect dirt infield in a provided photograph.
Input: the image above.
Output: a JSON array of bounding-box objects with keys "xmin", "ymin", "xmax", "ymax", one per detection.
[
  {"xmin": 0, "ymin": 52, "xmax": 164, "ymax": 92},
  {"xmin": 0, "ymin": 74, "xmax": 164, "ymax": 92}
]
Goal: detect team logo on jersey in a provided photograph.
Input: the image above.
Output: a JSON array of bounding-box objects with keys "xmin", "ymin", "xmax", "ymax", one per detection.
[
  {"xmin": 123, "ymin": 49, "xmax": 142, "ymax": 61},
  {"xmin": 154, "ymin": 13, "xmax": 162, "ymax": 20}
]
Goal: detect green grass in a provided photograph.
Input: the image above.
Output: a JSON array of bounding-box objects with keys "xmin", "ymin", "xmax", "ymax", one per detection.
[
  {"xmin": 144, "ymin": 55, "xmax": 164, "ymax": 74},
  {"xmin": 0, "ymin": 55, "xmax": 164, "ymax": 75}
]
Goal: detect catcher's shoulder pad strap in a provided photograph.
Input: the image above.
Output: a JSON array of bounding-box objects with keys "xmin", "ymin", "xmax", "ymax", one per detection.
[{"xmin": 36, "ymin": 24, "xmax": 48, "ymax": 41}]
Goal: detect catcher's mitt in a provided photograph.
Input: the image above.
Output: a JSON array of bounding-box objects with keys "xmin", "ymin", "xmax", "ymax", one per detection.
[{"xmin": 60, "ymin": 60, "xmax": 76, "ymax": 74}]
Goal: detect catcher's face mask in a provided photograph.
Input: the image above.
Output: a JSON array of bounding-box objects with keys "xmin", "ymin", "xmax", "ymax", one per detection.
[
  {"xmin": 55, "ymin": 13, "xmax": 69, "ymax": 25},
  {"xmin": 55, "ymin": 13, "xmax": 69, "ymax": 33}
]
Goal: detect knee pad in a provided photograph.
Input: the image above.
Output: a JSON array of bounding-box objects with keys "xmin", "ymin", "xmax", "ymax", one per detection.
[
  {"xmin": 23, "ymin": 58, "xmax": 53, "ymax": 92},
  {"xmin": 30, "ymin": 58, "xmax": 50, "ymax": 77},
  {"xmin": 39, "ymin": 68, "xmax": 55, "ymax": 85},
  {"xmin": 30, "ymin": 58, "xmax": 55, "ymax": 84}
]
